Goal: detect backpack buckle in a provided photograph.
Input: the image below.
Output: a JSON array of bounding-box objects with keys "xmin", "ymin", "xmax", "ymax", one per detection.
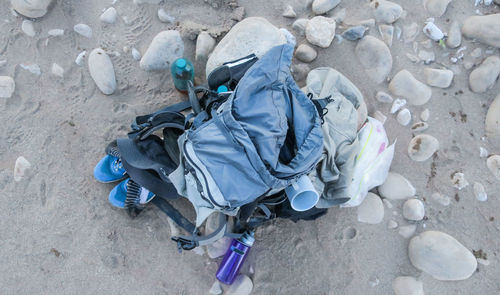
[{"xmin": 171, "ymin": 236, "xmax": 198, "ymax": 252}]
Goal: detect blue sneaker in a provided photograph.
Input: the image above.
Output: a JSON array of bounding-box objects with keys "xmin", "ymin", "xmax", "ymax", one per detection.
[
  {"xmin": 94, "ymin": 155, "xmax": 127, "ymax": 183},
  {"xmin": 108, "ymin": 179, "xmax": 155, "ymax": 209}
]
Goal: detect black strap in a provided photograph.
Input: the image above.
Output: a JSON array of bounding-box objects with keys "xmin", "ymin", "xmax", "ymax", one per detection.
[{"xmin": 152, "ymin": 197, "xmax": 198, "ymax": 234}]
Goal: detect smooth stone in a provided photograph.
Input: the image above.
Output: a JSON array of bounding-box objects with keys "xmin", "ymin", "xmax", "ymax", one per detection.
[
  {"xmin": 295, "ymin": 44, "xmax": 317, "ymax": 63},
  {"xmin": 462, "ymin": 14, "xmax": 500, "ymax": 48},
  {"xmin": 226, "ymin": 275, "xmax": 253, "ymax": 295},
  {"xmin": 479, "ymin": 147, "xmax": 489, "ymax": 158},
  {"xmin": 131, "ymin": 48, "xmax": 141, "ymax": 61},
  {"xmin": 424, "ymin": 68, "xmax": 453, "ymax": 88},
  {"xmin": 388, "ymin": 219, "xmax": 398, "ymax": 229},
  {"xmin": 206, "ymin": 17, "xmax": 286, "ymax": 76},
  {"xmin": 312, "ymin": 0, "xmax": 340, "ymax": 14},
  {"xmin": 100, "ymin": 7, "xmax": 117, "ymax": 24},
  {"xmin": 373, "ymin": 110, "xmax": 387, "ymax": 124},
  {"xmin": 342, "ymin": 26, "xmax": 368, "ymax": 41},
  {"xmin": 389, "ymin": 70, "xmax": 432, "ymax": 106},
  {"xmin": 403, "ymin": 199, "xmax": 425, "ymax": 221},
  {"xmin": 411, "ymin": 122, "xmax": 429, "ymax": 132},
  {"xmin": 447, "ymin": 21, "xmax": 461, "ymax": 48},
  {"xmin": 486, "ymin": 94, "xmax": 500, "ymax": 147},
  {"xmin": 141, "ymin": 30, "xmax": 184, "ymax": 72},
  {"xmin": 408, "ymin": 231, "xmax": 477, "ymax": 280},
  {"xmin": 195, "ymin": 31, "xmax": 216, "ymax": 62},
  {"xmin": 431, "ymin": 192, "xmax": 450, "ymax": 206},
  {"xmin": 397, "ymin": 108, "xmax": 411, "ymax": 126},
  {"xmin": 357, "ymin": 192, "xmax": 385, "ymax": 224},
  {"xmin": 305, "ymin": 16, "xmax": 336, "ymax": 48},
  {"xmin": 51, "ymin": 63, "xmax": 64, "ymax": 78},
  {"xmin": 20, "ymin": 64, "xmax": 41, "ymax": 75},
  {"xmin": 392, "ymin": 276, "xmax": 424, "ymax": 295},
  {"xmin": 390, "ymin": 98, "xmax": 406, "ymax": 114},
  {"xmin": 418, "ymin": 50, "xmax": 435, "ymax": 64},
  {"xmin": 74, "ymin": 24, "xmax": 92, "ymax": 38},
  {"xmin": 292, "ymin": 18, "xmax": 308, "ymax": 36},
  {"xmin": 0, "ymin": 76, "xmax": 15, "ymax": 98},
  {"xmin": 11, "ymin": 0, "xmax": 52, "ymax": 18},
  {"xmin": 355, "ymin": 36, "xmax": 392, "ymax": 84},
  {"xmin": 487, "ymin": 155, "xmax": 500, "ymax": 180},
  {"xmin": 423, "ymin": 22, "xmax": 444, "ymax": 41},
  {"xmin": 158, "ymin": 8, "xmax": 175, "ymax": 23},
  {"xmin": 424, "ymin": 0, "xmax": 452, "ymax": 17},
  {"xmin": 451, "ymin": 172, "xmax": 469, "ymax": 190},
  {"xmin": 376, "ymin": 91, "xmax": 393, "ymax": 103},
  {"xmin": 21, "ymin": 20, "xmax": 36, "ymax": 37},
  {"xmin": 404, "ymin": 22, "xmax": 419, "ymax": 43},
  {"xmin": 75, "ymin": 51, "xmax": 86, "ymax": 66},
  {"xmin": 282, "ymin": 5, "xmax": 296, "ymax": 18},
  {"xmin": 209, "ymin": 281, "xmax": 223, "ymax": 295},
  {"xmin": 48, "ymin": 29, "xmax": 64, "ymax": 36},
  {"xmin": 473, "ymin": 182, "xmax": 487, "ymax": 201},
  {"xmin": 370, "ymin": 0, "xmax": 403, "ymax": 24},
  {"xmin": 469, "ymin": 56, "xmax": 500, "ymax": 93},
  {"xmin": 408, "ymin": 134, "xmax": 439, "ymax": 162},
  {"xmin": 378, "ymin": 24, "xmax": 394, "ymax": 47},
  {"xmin": 421, "ymin": 109, "xmax": 430, "ymax": 121},
  {"xmin": 14, "ymin": 156, "xmax": 31, "ymax": 181},
  {"xmin": 398, "ymin": 224, "xmax": 417, "ymax": 238},
  {"xmin": 291, "ymin": 63, "xmax": 310, "ymax": 82},
  {"xmin": 88, "ymin": 48, "xmax": 116, "ymax": 95},
  {"xmin": 378, "ymin": 172, "xmax": 416, "ymax": 200}
]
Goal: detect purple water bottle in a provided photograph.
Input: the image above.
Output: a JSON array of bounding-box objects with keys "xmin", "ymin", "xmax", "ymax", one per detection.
[{"xmin": 216, "ymin": 231, "xmax": 255, "ymax": 285}]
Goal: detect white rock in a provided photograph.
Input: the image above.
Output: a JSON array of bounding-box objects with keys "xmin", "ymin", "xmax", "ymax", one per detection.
[
  {"xmin": 357, "ymin": 192, "xmax": 385, "ymax": 224},
  {"xmin": 292, "ymin": 18, "xmax": 308, "ymax": 36},
  {"xmin": 88, "ymin": 48, "xmax": 116, "ymax": 95},
  {"xmin": 20, "ymin": 64, "xmax": 41, "ymax": 75},
  {"xmin": 207, "ymin": 17, "xmax": 286, "ymax": 76},
  {"xmin": 312, "ymin": 0, "xmax": 340, "ymax": 14},
  {"xmin": 424, "ymin": 68, "xmax": 453, "ymax": 88},
  {"xmin": 388, "ymin": 220, "xmax": 398, "ymax": 229},
  {"xmin": 447, "ymin": 21, "xmax": 462, "ymax": 48},
  {"xmin": 21, "ymin": 20, "xmax": 36, "ymax": 37},
  {"xmin": 378, "ymin": 24, "xmax": 394, "ymax": 47},
  {"xmin": 131, "ymin": 48, "xmax": 141, "ymax": 61},
  {"xmin": 397, "ymin": 108, "xmax": 411, "ymax": 126},
  {"xmin": 398, "ymin": 224, "xmax": 417, "ymax": 238},
  {"xmin": 411, "ymin": 122, "xmax": 429, "ymax": 132},
  {"xmin": 424, "ymin": 0, "xmax": 452, "ymax": 17},
  {"xmin": 420, "ymin": 109, "xmax": 430, "ymax": 121},
  {"xmin": 157, "ymin": 8, "xmax": 175, "ymax": 23},
  {"xmin": 462, "ymin": 13, "xmax": 500, "ymax": 48},
  {"xmin": 373, "ymin": 110, "xmax": 387, "ymax": 124},
  {"xmin": 11, "ymin": 0, "xmax": 52, "ymax": 18},
  {"xmin": 469, "ymin": 56, "xmax": 500, "ymax": 93},
  {"xmin": 451, "ymin": 172, "xmax": 469, "ymax": 190},
  {"xmin": 14, "ymin": 156, "xmax": 31, "ymax": 181},
  {"xmin": 408, "ymin": 134, "xmax": 439, "ymax": 162},
  {"xmin": 355, "ymin": 36, "xmax": 393, "ymax": 84},
  {"xmin": 305, "ymin": 16, "xmax": 336, "ymax": 48},
  {"xmin": 473, "ymin": 182, "xmax": 487, "ymax": 201},
  {"xmin": 376, "ymin": 91, "xmax": 393, "ymax": 103},
  {"xmin": 389, "ymin": 70, "xmax": 432, "ymax": 106},
  {"xmin": 404, "ymin": 22, "xmax": 419, "ymax": 43},
  {"xmin": 378, "ymin": 172, "xmax": 416, "ymax": 200},
  {"xmin": 370, "ymin": 0, "xmax": 403, "ymax": 24},
  {"xmin": 431, "ymin": 192, "xmax": 450, "ymax": 206},
  {"xmin": 100, "ymin": 7, "xmax": 118, "ymax": 24},
  {"xmin": 479, "ymin": 147, "xmax": 488, "ymax": 158},
  {"xmin": 418, "ymin": 50, "xmax": 435, "ymax": 64},
  {"xmin": 486, "ymin": 155, "xmax": 500, "ymax": 180},
  {"xmin": 51, "ymin": 63, "xmax": 64, "ymax": 78},
  {"xmin": 408, "ymin": 231, "xmax": 477, "ymax": 280},
  {"xmin": 282, "ymin": 5, "xmax": 296, "ymax": 18},
  {"xmin": 226, "ymin": 275, "xmax": 253, "ymax": 295},
  {"xmin": 195, "ymin": 31, "xmax": 216, "ymax": 62},
  {"xmin": 295, "ymin": 44, "xmax": 317, "ymax": 63},
  {"xmin": 392, "ymin": 276, "xmax": 424, "ymax": 295},
  {"xmin": 403, "ymin": 199, "xmax": 425, "ymax": 221},
  {"xmin": 209, "ymin": 281, "xmax": 223, "ymax": 295},
  {"xmin": 390, "ymin": 98, "xmax": 406, "ymax": 114},
  {"xmin": 48, "ymin": 29, "xmax": 64, "ymax": 36},
  {"xmin": 486, "ymin": 94, "xmax": 500, "ymax": 148},
  {"xmin": 0, "ymin": 76, "xmax": 15, "ymax": 98},
  {"xmin": 140, "ymin": 30, "xmax": 184, "ymax": 72},
  {"xmin": 74, "ymin": 24, "xmax": 92, "ymax": 38},
  {"xmin": 423, "ymin": 22, "xmax": 444, "ymax": 41},
  {"xmin": 75, "ymin": 51, "xmax": 86, "ymax": 66}
]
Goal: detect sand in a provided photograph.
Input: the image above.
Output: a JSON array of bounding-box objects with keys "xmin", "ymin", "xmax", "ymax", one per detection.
[{"xmin": 1, "ymin": 0, "xmax": 499, "ymax": 294}]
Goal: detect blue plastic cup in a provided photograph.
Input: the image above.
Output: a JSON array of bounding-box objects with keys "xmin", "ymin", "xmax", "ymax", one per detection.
[{"xmin": 285, "ymin": 175, "xmax": 319, "ymax": 212}]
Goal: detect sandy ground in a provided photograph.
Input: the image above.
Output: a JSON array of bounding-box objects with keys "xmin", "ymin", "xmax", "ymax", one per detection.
[{"xmin": 1, "ymin": 0, "xmax": 499, "ymax": 294}]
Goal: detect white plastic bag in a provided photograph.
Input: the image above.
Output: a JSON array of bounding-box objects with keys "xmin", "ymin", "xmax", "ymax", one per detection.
[{"xmin": 341, "ymin": 117, "xmax": 395, "ymax": 207}]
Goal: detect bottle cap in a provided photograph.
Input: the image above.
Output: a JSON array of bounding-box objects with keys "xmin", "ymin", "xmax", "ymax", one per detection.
[
  {"xmin": 239, "ymin": 231, "xmax": 255, "ymax": 247},
  {"xmin": 175, "ymin": 58, "xmax": 187, "ymax": 69},
  {"xmin": 217, "ymin": 85, "xmax": 228, "ymax": 93}
]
